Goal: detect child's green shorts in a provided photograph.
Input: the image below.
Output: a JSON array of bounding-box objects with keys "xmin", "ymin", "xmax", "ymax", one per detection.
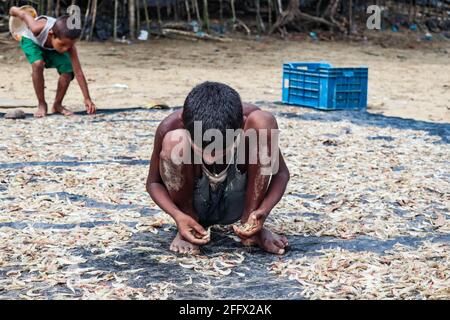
[{"xmin": 20, "ymin": 37, "xmax": 73, "ymax": 75}]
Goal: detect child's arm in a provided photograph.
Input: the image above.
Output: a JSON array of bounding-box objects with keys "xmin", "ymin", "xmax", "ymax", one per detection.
[
  {"xmin": 9, "ymin": 6, "xmax": 45, "ymax": 36},
  {"xmin": 235, "ymin": 150, "xmax": 290, "ymax": 238},
  {"xmin": 68, "ymin": 44, "xmax": 96, "ymax": 114},
  {"xmin": 146, "ymin": 119, "xmax": 209, "ymax": 245},
  {"xmin": 253, "ymin": 151, "xmax": 290, "ymax": 215}
]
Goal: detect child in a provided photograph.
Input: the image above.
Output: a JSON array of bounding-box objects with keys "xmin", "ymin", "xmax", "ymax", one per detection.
[
  {"xmin": 10, "ymin": 7, "xmax": 96, "ymax": 117},
  {"xmin": 146, "ymin": 82, "xmax": 290, "ymax": 255}
]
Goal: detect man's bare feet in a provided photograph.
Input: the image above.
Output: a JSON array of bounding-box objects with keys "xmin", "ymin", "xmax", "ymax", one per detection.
[
  {"xmin": 52, "ymin": 103, "xmax": 74, "ymax": 116},
  {"xmin": 170, "ymin": 232, "xmax": 201, "ymax": 255},
  {"xmin": 34, "ymin": 103, "xmax": 48, "ymax": 118},
  {"xmin": 240, "ymin": 227, "xmax": 288, "ymax": 255}
]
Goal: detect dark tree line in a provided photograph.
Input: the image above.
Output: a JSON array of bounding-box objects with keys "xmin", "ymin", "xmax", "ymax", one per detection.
[{"xmin": 1, "ymin": 0, "xmax": 449, "ymax": 40}]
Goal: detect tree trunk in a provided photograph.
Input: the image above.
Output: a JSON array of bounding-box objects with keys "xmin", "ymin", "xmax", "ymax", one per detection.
[
  {"xmin": 167, "ymin": 1, "xmax": 171, "ymax": 17},
  {"xmin": 316, "ymin": 0, "xmax": 322, "ymax": 17},
  {"xmin": 174, "ymin": 0, "xmax": 179, "ymax": 21},
  {"xmin": 270, "ymin": 0, "xmax": 340, "ymax": 36},
  {"xmin": 323, "ymin": 0, "xmax": 346, "ymax": 32},
  {"xmin": 137, "ymin": 0, "xmax": 141, "ymax": 33},
  {"xmin": 231, "ymin": 0, "xmax": 236, "ymax": 24},
  {"xmin": 268, "ymin": 0, "xmax": 272, "ymax": 29},
  {"xmin": 38, "ymin": 0, "xmax": 44, "ymax": 15},
  {"xmin": 88, "ymin": 0, "xmax": 98, "ymax": 41},
  {"xmin": 114, "ymin": 0, "xmax": 118, "ymax": 40},
  {"xmin": 82, "ymin": 0, "xmax": 91, "ymax": 40},
  {"xmin": 255, "ymin": 0, "xmax": 265, "ymax": 34},
  {"xmin": 348, "ymin": 0, "xmax": 353, "ymax": 34},
  {"xmin": 203, "ymin": 0, "xmax": 210, "ymax": 31},
  {"xmin": 277, "ymin": 0, "xmax": 283, "ymax": 14},
  {"xmin": 47, "ymin": 0, "xmax": 53, "ymax": 16},
  {"xmin": 55, "ymin": 0, "xmax": 61, "ymax": 17},
  {"xmin": 156, "ymin": 0, "xmax": 162, "ymax": 25},
  {"xmin": 193, "ymin": 0, "xmax": 202, "ymax": 26},
  {"xmin": 129, "ymin": 0, "xmax": 136, "ymax": 39},
  {"xmin": 185, "ymin": 0, "xmax": 191, "ymax": 22},
  {"xmin": 144, "ymin": 0, "xmax": 151, "ymax": 33}
]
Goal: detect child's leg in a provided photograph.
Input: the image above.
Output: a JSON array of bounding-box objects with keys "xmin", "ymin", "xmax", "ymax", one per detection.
[
  {"xmin": 46, "ymin": 50, "xmax": 75, "ymax": 116},
  {"xmin": 31, "ymin": 60, "xmax": 48, "ymax": 118},
  {"xmin": 159, "ymin": 129, "xmax": 199, "ymax": 254},
  {"xmin": 52, "ymin": 72, "xmax": 74, "ymax": 116},
  {"xmin": 239, "ymin": 110, "xmax": 288, "ymax": 254},
  {"xmin": 20, "ymin": 38, "xmax": 47, "ymax": 117}
]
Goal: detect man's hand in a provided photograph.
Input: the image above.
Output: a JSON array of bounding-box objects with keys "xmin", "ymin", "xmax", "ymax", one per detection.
[
  {"xmin": 233, "ymin": 209, "xmax": 268, "ymax": 238},
  {"xmin": 176, "ymin": 215, "xmax": 210, "ymax": 245},
  {"xmin": 84, "ymin": 98, "xmax": 96, "ymax": 114},
  {"xmin": 9, "ymin": 6, "xmax": 20, "ymax": 17}
]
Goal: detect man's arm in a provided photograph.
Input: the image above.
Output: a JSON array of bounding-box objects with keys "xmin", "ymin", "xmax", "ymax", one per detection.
[
  {"xmin": 146, "ymin": 117, "xmax": 209, "ymax": 245},
  {"xmin": 9, "ymin": 6, "xmax": 45, "ymax": 36},
  {"xmin": 234, "ymin": 150, "xmax": 290, "ymax": 238},
  {"xmin": 146, "ymin": 119, "xmax": 187, "ymax": 222},
  {"xmin": 254, "ymin": 151, "xmax": 290, "ymax": 215},
  {"xmin": 68, "ymin": 45, "xmax": 96, "ymax": 114}
]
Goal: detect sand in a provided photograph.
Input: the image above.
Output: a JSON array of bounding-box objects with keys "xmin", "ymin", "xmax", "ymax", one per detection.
[{"xmin": 0, "ymin": 36, "xmax": 449, "ymax": 123}]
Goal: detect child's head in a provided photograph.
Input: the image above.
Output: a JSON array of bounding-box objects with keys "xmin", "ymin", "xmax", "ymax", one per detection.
[
  {"xmin": 49, "ymin": 15, "xmax": 81, "ymax": 53},
  {"xmin": 182, "ymin": 82, "xmax": 243, "ymax": 160}
]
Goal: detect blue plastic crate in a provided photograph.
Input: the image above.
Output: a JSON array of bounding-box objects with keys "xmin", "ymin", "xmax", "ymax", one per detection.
[{"xmin": 282, "ymin": 62, "xmax": 368, "ymax": 110}]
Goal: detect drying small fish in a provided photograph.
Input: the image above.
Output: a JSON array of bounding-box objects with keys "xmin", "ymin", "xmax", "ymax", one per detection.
[
  {"xmin": 183, "ymin": 276, "xmax": 193, "ymax": 285},
  {"xmin": 191, "ymin": 227, "xmax": 211, "ymax": 240},
  {"xmin": 0, "ymin": 104, "xmax": 448, "ymax": 300},
  {"xmin": 235, "ymin": 222, "xmax": 257, "ymax": 233}
]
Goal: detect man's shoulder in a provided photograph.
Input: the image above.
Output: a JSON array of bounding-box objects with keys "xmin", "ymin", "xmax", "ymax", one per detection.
[
  {"xmin": 242, "ymin": 102, "xmax": 261, "ymax": 116},
  {"xmin": 156, "ymin": 109, "xmax": 184, "ymax": 137}
]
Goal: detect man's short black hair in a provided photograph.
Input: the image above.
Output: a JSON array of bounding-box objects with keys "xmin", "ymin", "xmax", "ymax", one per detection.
[
  {"xmin": 52, "ymin": 15, "xmax": 81, "ymax": 40},
  {"xmin": 182, "ymin": 82, "xmax": 243, "ymax": 149}
]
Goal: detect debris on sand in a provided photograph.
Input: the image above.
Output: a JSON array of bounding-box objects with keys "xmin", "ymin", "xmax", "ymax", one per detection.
[
  {"xmin": 153, "ymin": 250, "xmax": 246, "ymax": 279},
  {"xmin": 270, "ymin": 242, "xmax": 450, "ymax": 300},
  {"xmin": 4, "ymin": 109, "xmax": 26, "ymax": 119}
]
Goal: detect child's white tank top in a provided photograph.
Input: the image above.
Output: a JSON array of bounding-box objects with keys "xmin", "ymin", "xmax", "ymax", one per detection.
[{"xmin": 23, "ymin": 16, "xmax": 56, "ymax": 50}]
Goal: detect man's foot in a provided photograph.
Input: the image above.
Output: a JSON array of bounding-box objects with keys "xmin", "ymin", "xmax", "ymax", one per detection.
[
  {"xmin": 34, "ymin": 103, "xmax": 48, "ymax": 118},
  {"xmin": 240, "ymin": 227, "xmax": 288, "ymax": 255},
  {"xmin": 52, "ymin": 103, "xmax": 74, "ymax": 116},
  {"xmin": 170, "ymin": 232, "xmax": 201, "ymax": 255}
]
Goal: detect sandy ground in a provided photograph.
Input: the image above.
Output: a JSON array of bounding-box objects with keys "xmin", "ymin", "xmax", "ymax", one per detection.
[
  {"xmin": 1, "ymin": 34, "xmax": 449, "ymax": 299},
  {"xmin": 0, "ymin": 36, "xmax": 449, "ymax": 123}
]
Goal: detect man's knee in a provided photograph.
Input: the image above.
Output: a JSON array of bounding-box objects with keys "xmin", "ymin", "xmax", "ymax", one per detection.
[
  {"xmin": 244, "ymin": 111, "xmax": 279, "ymax": 169},
  {"xmin": 160, "ymin": 129, "xmax": 191, "ymax": 164},
  {"xmin": 60, "ymin": 72, "xmax": 74, "ymax": 81},
  {"xmin": 244, "ymin": 111, "xmax": 279, "ymax": 145},
  {"xmin": 246, "ymin": 110, "xmax": 278, "ymax": 130},
  {"xmin": 31, "ymin": 60, "xmax": 45, "ymax": 73}
]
